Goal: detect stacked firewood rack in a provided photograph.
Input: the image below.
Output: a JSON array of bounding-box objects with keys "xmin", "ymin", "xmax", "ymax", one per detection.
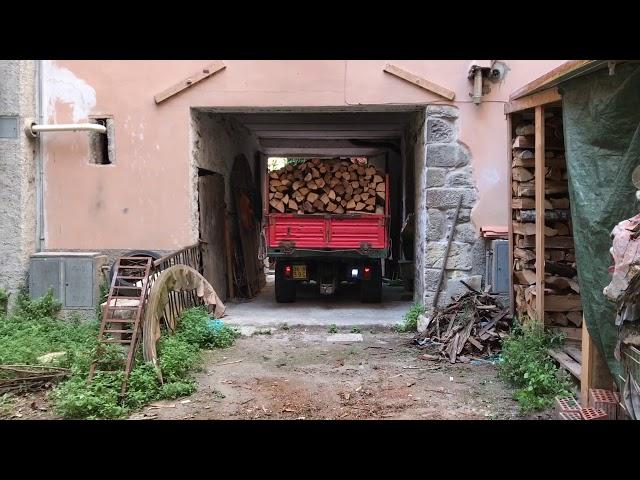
[{"xmin": 508, "ymin": 104, "xmax": 583, "ymax": 336}]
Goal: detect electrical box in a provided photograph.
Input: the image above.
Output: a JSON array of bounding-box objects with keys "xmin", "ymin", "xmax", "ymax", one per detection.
[
  {"xmin": 29, "ymin": 252, "xmax": 108, "ymax": 309},
  {"xmin": 488, "ymin": 240, "xmax": 509, "ymax": 293}
]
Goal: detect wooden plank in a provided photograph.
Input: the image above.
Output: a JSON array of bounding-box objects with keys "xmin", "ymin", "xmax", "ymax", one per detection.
[
  {"xmin": 550, "ymin": 326, "xmax": 582, "ymax": 341},
  {"xmin": 504, "ymin": 87, "xmax": 562, "ymax": 114},
  {"xmin": 509, "ymin": 61, "xmax": 602, "ymax": 101},
  {"xmin": 507, "ymin": 114, "xmax": 515, "ymax": 318},
  {"xmin": 535, "ymin": 106, "xmax": 545, "ymax": 324},
  {"xmin": 548, "ymin": 348, "xmax": 582, "ymax": 379},
  {"xmin": 154, "ymin": 61, "xmax": 226, "ymax": 104},
  {"xmin": 383, "ymin": 64, "xmax": 455, "ymax": 101},
  {"xmin": 564, "ymin": 344, "xmax": 582, "ymax": 364},
  {"xmin": 580, "ymin": 321, "xmax": 615, "ymax": 405},
  {"xmin": 517, "ymin": 235, "xmax": 575, "ymax": 249}
]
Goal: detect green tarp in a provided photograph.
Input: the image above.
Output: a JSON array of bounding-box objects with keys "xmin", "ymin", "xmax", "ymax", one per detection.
[{"xmin": 560, "ymin": 62, "xmax": 640, "ymax": 382}]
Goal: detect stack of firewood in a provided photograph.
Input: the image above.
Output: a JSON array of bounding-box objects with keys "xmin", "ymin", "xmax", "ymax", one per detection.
[
  {"xmin": 511, "ymin": 112, "xmax": 582, "ymax": 327},
  {"xmin": 268, "ymin": 158, "xmax": 386, "ymax": 214}
]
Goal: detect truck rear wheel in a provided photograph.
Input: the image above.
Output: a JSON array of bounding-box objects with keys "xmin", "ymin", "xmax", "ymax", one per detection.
[
  {"xmin": 275, "ymin": 262, "xmax": 296, "ymax": 303},
  {"xmin": 360, "ymin": 260, "xmax": 382, "ymax": 303}
]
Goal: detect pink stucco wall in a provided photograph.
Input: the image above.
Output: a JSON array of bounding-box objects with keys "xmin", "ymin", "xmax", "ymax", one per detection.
[{"xmin": 42, "ymin": 60, "xmax": 565, "ymax": 250}]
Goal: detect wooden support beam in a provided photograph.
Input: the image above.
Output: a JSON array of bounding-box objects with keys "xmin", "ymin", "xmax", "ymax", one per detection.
[
  {"xmin": 507, "ymin": 114, "xmax": 515, "ymax": 317},
  {"xmin": 580, "ymin": 320, "xmax": 614, "ymax": 405},
  {"xmin": 383, "ymin": 64, "xmax": 455, "ymax": 101},
  {"xmin": 534, "ymin": 106, "xmax": 545, "ymax": 324},
  {"xmin": 154, "ymin": 61, "xmax": 226, "ymax": 104},
  {"xmin": 504, "ymin": 88, "xmax": 561, "ymax": 114}
]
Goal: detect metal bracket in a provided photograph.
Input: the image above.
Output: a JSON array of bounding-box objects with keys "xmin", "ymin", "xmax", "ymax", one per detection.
[
  {"xmin": 279, "ymin": 241, "xmax": 295, "ymax": 255},
  {"xmin": 359, "ymin": 242, "xmax": 372, "ymax": 255}
]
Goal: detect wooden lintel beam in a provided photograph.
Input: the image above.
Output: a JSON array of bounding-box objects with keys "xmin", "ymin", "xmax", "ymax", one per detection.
[
  {"xmin": 534, "ymin": 105, "xmax": 545, "ymax": 324},
  {"xmin": 383, "ymin": 64, "xmax": 455, "ymax": 101},
  {"xmin": 154, "ymin": 61, "xmax": 226, "ymax": 104},
  {"xmin": 504, "ymin": 87, "xmax": 561, "ymax": 114}
]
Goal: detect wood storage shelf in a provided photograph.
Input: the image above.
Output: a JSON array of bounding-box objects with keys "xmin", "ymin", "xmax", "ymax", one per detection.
[{"xmin": 508, "ymin": 104, "xmax": 583, "ymax": 330}]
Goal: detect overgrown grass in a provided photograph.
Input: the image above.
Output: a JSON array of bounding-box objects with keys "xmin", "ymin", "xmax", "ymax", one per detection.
[
  {"xmin": 497, "ymin": 320, "xmax": 573, "ymax": 413},
  {"xmin": 52, "ymin": 306, "xmax": 240, "ymax": 418},
  {"xmin": 0, "ymin": 293, "xmax": 239, "ymax": 419},
  {"xmin": 0, "ymin": 290, "xmax": 99, "ymax": 368},
  {"xmin": 394, "ymin": 303, "xmax": 426, "ymax": 332}
]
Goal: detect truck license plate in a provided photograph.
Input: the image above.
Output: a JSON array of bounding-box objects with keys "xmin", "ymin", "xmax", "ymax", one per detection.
[{"xmin": 293, "ymin": 265, "xmax": 307, "ymax": 279}]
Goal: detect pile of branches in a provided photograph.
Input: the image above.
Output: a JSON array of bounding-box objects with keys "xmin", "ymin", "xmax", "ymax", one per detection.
[
  {"xmin": 414, "ymin": 286, "xmax": 511, "ymax": 363},
  {"xmin": 0, "ymin": 364, "xmax": 70, "ymax": 395}
]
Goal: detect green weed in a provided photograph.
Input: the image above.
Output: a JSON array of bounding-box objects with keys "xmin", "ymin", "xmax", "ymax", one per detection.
[
  {"xmin": 350, "ymin": 327, "xmax": 361, "ymax": 333},
  {"xmin": 497, "ymin": 320, "xmax": 572, "ymax": 414},
  {"xmin": 0, "ymin": 296, "xmax": 238, "ymax": 419},
  {"xmin": 394, "ymin": 303, "xmax": 426, "ymax": 332},
  {"xmin": 328, "ymin": 324, "xmax": 338, "ymax": 334}
]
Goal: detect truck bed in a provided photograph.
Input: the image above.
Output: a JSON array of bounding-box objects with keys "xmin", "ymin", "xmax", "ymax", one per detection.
[{"xmin": 266, "ymin": 213, "xmax": 387, "ymax": 250}]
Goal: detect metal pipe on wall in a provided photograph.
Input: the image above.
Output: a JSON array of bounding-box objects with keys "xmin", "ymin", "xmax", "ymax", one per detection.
[{"xmin": 28, "ymin": 122, "xmax": 106, "ymax": 136}]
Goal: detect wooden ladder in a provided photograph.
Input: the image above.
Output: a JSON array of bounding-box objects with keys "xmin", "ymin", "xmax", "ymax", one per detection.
[{"xmin": 88, "ymin": 256, "xmax": 153, "ymax": 396}]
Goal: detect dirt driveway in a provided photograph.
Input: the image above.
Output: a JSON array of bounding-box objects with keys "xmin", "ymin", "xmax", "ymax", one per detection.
[{"xmin": 130, "ymin": 326, "xmax": 551, "ymax": 420}]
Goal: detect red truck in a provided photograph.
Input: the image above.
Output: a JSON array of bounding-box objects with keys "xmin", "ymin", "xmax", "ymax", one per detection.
[{"xmin": 264, "ymin": 174, "xmax": 390, "ymax": 303}]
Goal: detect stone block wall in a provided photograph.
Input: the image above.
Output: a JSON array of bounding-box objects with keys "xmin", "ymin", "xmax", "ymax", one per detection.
[{"xmin": 420, "ymin": 105, "xmax": 486, "ymax": 314}]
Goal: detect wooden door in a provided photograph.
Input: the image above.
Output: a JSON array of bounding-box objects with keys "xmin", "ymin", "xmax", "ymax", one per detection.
[{"xmin": 198, "ymin": 171, "xmax": 227, "ymax": 301}]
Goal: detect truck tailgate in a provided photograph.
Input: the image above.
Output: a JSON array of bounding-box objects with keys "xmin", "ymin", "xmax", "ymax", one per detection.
[{"xmin": 267, "ymin": 214, "xmax": 387, "ymax": 249}]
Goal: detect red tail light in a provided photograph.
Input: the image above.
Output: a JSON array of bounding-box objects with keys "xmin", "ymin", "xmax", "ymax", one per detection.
[
  {"xmin": 363, "ymin": 266, "xmax": 372, "ymax": 280},
  {"xmin": 284, "ymin": 265, "xmax": 292, "ymax": 278}
]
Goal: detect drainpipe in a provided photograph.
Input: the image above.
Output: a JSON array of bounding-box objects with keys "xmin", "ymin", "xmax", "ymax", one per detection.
[
  {"xmin": 35, "ymin": 60, "xmax": 44, "ymax": 252},
  {"xmin": 472, "ymin": 68, "xmax": 484, "ymax": 105},
  {"xmin": 26, "ymin": 122, "xmax": 106, "ymax": 137}
]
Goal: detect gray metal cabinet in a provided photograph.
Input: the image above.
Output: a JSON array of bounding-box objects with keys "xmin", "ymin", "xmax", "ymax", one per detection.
[
  {"xmin": 489, "ymin": 240, "xmax": 509, "ymax": 294},
  {"xmin": 29, "ymin": 252, "xmax": 105, "ymax": 309}
]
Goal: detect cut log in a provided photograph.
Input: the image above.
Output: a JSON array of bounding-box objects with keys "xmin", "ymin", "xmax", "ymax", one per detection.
[
  {"xmin": 553, "ymin": 222, "xmax": 570, "ymax": 236},
  {"xmin": 516, "ymin": 209, "xmax": 571, "ymax": 222},
  {"xmin": 546, "ymin": 275, "xmax": 580, "ymax": 293},
  {"xmin": 566, "ymin": 311, "xmax": 583, "ymax": 327},
  {"xmin": 271, "ymin": 199, "xmax": 285, "ymax": 213},
  {"xmin": 546, "ymin": 261, "xmax": 577, "ymax": 278},
  {"xmin": 517, "ymin": 236, "xmax": 574, "ymax": 249},
  {"xmin": 515, "ymin": 124, "xmax": 535, "ymax": 136},
  {"xmin": 512, "ymin": 222, "xmax": 558, "ymax": 237},
  {"xmin": 288, "ymin": 199, "xmax": 298, "ymax": 211},
  {"xmin": 545, "ymin": 250, "xmax": 565, "ymax": 261},
  {"xmin": 355, "ymin": 202, "xmax": 366, "ymax": 211},
  {"xmin": 513, "ymin": 136, "xmax": 534, "ymax": 149},
  {"xmin": 547, "ymin": 312, "xmax": 569, "ymax": 326},
  {"xmin": 307, "ymin": 192, "xmax": 319, "ymax": 204},
  {"xmin": 550, "ymin": 197, "xmax": 570, "ymax": 209},
  {"xmin": 514, "ymin": 269, "xmax": 536, "ymax": 285},
  {"xmin": 346, "ymin": 199, "xmax": 356, "ymax": 210},
  {"xmin": 514, "ymin": 247, "xmax": 536, "ymax": 261},
  {"xmin": 512, "ymin": 167, "xmax": 534, "ymax": 182}
]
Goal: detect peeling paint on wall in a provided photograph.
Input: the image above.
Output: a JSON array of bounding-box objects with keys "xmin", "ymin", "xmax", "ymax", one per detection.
[{"xmin": 42, "ymin": 60, "xmax": 96, "ymax": 122}]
